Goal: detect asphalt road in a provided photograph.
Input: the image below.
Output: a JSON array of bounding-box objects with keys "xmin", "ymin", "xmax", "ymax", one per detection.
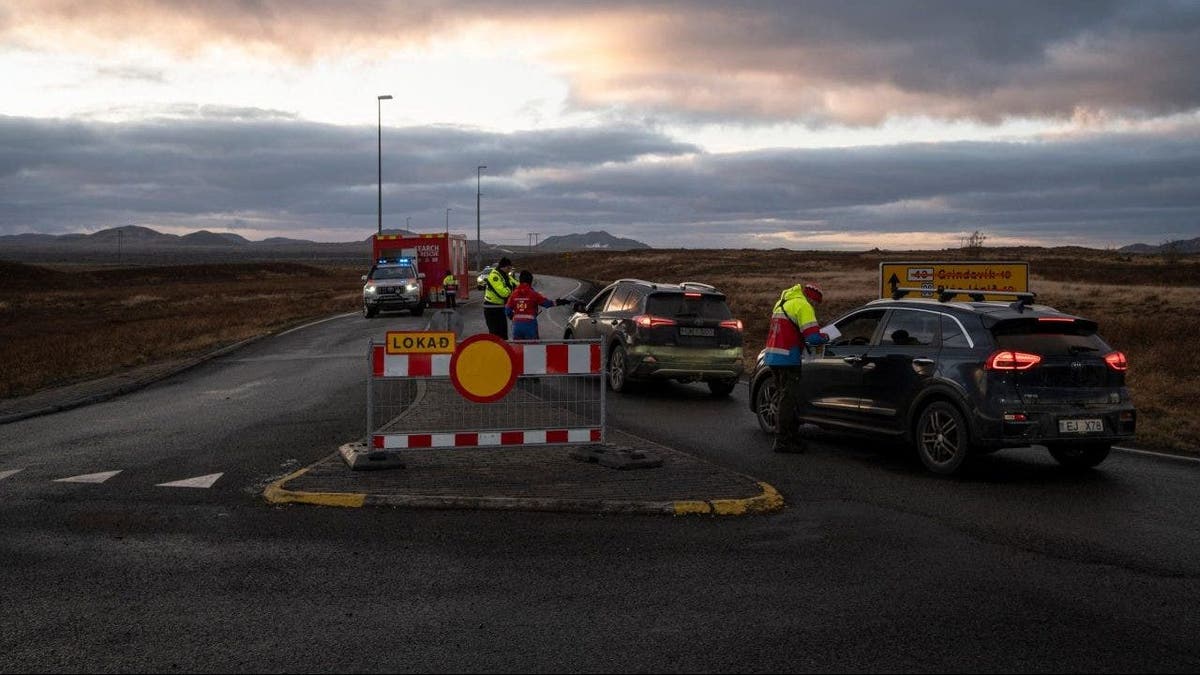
[{"xmin": 1, "ymin": 275, "xmax": 1198, "ymax": 673}]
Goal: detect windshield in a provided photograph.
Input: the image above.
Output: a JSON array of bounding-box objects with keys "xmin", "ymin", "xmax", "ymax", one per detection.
[
  {"xmin": 645, "ymin": 293, "xmax": 732, "ymax": 320},
  {"xmin": 372, "ymin": 266, "xmax": 416, "ymax": 281}
]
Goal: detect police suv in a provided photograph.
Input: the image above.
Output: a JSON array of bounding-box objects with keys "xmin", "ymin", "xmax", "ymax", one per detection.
[{"xmin": 362, "ymin": 257, "xmax": 425, "ymax": 318}]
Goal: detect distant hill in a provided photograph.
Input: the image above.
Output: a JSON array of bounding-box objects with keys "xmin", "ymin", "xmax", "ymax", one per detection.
[
  {"xmin": 1119, "ymin": 237, "xmax": 1200, "ymax": 254},
  {"xmin": 181, "ymin": 230, "xmax": 250, "ymax": 246},
  {"xmin": 537, "ymin": 231, "xmax": 650, "ymax": 251}
]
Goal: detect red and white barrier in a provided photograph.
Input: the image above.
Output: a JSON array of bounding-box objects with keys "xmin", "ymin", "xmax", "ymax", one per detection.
[
  {"xmin": 373, "ymin": 428, "xmax": 602, "ymax": 449},
  {"xmin": 372, "ymin": 341, "xmax": 601, "ymax": 377}
]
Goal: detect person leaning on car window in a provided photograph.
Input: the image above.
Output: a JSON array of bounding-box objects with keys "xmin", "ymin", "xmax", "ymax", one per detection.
[
  {"xmin": 763, "ymin": 282, "xmax": 828, "ymax": 453},
  {"xmin": 483, "ymin": 257, "xmax": 516, "ymax": 339}
]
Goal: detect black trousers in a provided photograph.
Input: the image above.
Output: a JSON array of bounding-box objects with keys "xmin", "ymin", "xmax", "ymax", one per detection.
[
  {"xmin": 445, "ymin": 292, "xmax": 456, "ymax": 309},
  {"xmin": 773, "ymin": 366, "xmax": 804, "ymax": 443},
  {"xmin": 484, "ymin": 305, "xmax": 509, "ymax": 339}
]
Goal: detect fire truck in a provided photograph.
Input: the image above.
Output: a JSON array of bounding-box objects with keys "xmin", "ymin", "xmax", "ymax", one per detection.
[{"xmin": 370, "ymin": 233, "xmax": 471, "ymax": 308}]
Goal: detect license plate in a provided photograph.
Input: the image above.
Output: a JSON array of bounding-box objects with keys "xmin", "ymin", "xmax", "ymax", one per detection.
[
  {"xmin": 678, "ymin": 327, "xmax": 714, "ymax": 337},
  {"xmin": 1059, "ymin": 418, "xmax": 1103, "ymax": 434}
]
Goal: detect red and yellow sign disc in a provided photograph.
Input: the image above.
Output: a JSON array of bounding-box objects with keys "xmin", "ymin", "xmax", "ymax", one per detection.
[{"xmin": 450, "ymin": 334, "xmax": 518, "ymax": 403}]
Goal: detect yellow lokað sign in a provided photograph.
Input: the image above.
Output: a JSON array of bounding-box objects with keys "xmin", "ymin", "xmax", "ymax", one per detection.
[
  {"xmin": 386, "ymin": 331, "xmax": 456, "ymax": 355},
  {"xmin": 879, "ymin": 261, "xmax": 1030, "ymax": 301}
]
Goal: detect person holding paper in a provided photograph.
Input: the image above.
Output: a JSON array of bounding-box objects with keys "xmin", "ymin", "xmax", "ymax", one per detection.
[{"xmin": 762, "ymin": 282, "xmax": 828, "ymax": 453}]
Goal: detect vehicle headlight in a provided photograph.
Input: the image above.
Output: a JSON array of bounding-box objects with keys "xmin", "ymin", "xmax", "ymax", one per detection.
[
  {"xmin": 364, "ymin": 284, "xmax": 376, "ymax": 294},
  {"xmin": 406, "ymin": 284, "xmax": 418, "ymax": 292}
]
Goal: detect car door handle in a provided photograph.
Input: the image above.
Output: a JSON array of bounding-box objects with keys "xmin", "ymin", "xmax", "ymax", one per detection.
[
  {"xmin": 842, "ymin": 355, "xmax": 863, "ymax": 365},
  {"xmin": 862, "ymin": 362, "xmax": 876, "ymax": 372},
  {"xmin": 912, "ymin": 358, "xmax": 935, "ymax": 367}
]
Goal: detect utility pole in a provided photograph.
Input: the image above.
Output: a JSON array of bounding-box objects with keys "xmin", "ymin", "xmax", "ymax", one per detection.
[
  {"xmin": 476, "ymin": 165, "xmax": 486, "ymax": 271},
  {"xmin": 376, "ymin": 94, "xmax": 393, "ymax": 236}
]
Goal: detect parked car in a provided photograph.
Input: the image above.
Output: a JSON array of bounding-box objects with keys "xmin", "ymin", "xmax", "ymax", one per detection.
[
  {"xmin": 563, "ymin": 279, "xmax": 744, "ymax": 396},
  {"xmin": 362, "ymin": 259, "xmax": 425, "ymax": 318},
  {"xmin": 748, "ymin": 295, "xmax": 1136, "ymax": 474}
]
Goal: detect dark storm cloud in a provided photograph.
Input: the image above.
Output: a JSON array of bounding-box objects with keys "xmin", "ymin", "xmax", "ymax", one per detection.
[
  {"xmin": 10, "ymin": 1, "xmax": 1200, "ymax": 125},
  {"xmin": 3, "ymin": 113, "xmax": 1196, "ymax": 248}
]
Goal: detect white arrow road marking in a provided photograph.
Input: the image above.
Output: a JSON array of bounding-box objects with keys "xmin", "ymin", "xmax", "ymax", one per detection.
[
  {"xmin": 54, "ymin": 470, "xmax": 122, "ymax": 484},
  {"xmin": 156, "ymin": 473, "xmax": 224, "ymax": 489},
  {"xmin": 0, "ymin": 469, "xmax": 24, "ymax": 481}
]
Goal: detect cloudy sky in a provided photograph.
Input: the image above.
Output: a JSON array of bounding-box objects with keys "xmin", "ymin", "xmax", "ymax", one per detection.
[{"xmin": 2, "ymin": 0, "xmax": 1198, "ymax": 249}]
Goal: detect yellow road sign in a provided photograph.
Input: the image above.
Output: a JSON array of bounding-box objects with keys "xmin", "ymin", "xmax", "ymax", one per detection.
[
  {"xmin": 879, "ymin": 261, "xmax": 1030, "ymax": 301},
  {"xmin": 386, "ymin": 331, "xmax": 456, "ymax": 355}
]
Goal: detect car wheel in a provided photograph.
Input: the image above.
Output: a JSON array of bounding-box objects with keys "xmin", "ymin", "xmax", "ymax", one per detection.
[
  {"xmin": 608, "ymin": 344, "xmax": 629, "ymax": 392},
  {"xmin": 708, "ymin": 378, "xmax": 738, "ymax": 398},
  {"xmin": 363, "ymin": 304, "xmax": 377, "ymax": 319},
  {"xmin": 753, "ymin": 376, "xmax": 779, "ymax": 434},
  {"xmin": 1047, "ymin": 443, "xmax": 1111, "ymax": 470},
  {"xmin": 915, "ymin": 401, "xmax": 972, "ymax": 475}
]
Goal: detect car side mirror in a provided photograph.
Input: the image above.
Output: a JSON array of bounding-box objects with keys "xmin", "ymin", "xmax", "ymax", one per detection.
[{"xmin": 360, "ymin": 274, "xmax": 367, "ymax": 282}]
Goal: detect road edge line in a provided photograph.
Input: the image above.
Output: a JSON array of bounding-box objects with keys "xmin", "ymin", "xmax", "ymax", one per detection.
[{"xmin": 263, "ymin": 459, "xmax": 367, "ymax": 508}]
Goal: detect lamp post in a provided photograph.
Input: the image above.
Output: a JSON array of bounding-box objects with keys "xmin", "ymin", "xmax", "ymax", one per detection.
[
  {"xmin": 376, "ymin": 94, "xmax": 393, "ymax": 236},
  {"xmin": 445, "ymin": 208, "xmax": 451, "ymax": 236},
  {"xmin": 406, "ymin": 216, "xmax": 411, "ymax": 231},
  {"xmin": 476, "ymin": 165, "xmax": 486, "ymax": 272}
]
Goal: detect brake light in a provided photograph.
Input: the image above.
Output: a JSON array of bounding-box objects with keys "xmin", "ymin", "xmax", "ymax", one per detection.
[
  {"xmin": 719, "ymin": 319, "xmax": 743, "ymax": 331},
  {"xmin": 1037, "ymin": 317, "xmax": 1075, "ymax": 323},
  {"xmin": 684, "ymin": 292, "xmax": 702, "ymax": 298},
  {"xmin": 986, "ymin": 350, "xmax": 1042, "ymax": 370},
  {"xmin": 634, "ymin": 315, "xmax": 677, "ymax": 328},
  {"xmin": 1104, "ymin": 351, "xmax": 1128, "ymax": 371}
]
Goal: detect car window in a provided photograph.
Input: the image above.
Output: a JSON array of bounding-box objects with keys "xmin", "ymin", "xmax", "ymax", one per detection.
[
  {"xmin": 645, "ymin": 293, "xmax": 732, "ymax": 319},
  {"xmin": 831, "ymin": 309, "xmax": 885, "ymax": 346},
  {"xmin": 993, "ymin": 321, "xmax": 1111, "ymax": 355},
  {"xmin": 619, "ymin": 288, "xmax": 644, "ymax": 312},
  {"xmin": 604, "ymin": 287, "xmax": 634, "ymax": 313},
  {"xmin": 941, "ymin": 314, "xmax": 970, "ymax": 348},
  {"xmin": 881, "ymin": 309, "xmax": 939, "ymax": 347},
  {"xmin": 587, "ymin": 288, "xmax": 614, "ymax": 313}
]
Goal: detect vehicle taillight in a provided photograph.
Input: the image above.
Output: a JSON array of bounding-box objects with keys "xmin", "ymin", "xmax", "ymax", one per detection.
[
  {"xmin": 1037, "ymin": 317, "xmax": 1075, "ymax": 323},
  {"xmin": 1104, "ymin": 351, "xmax": 1128, "ymax": 371},
  {"xmin": 634, "ymin": 315, "xmax": 677, "ymax": 328},
  {"xmin": 986, "ymin": 350, "xmax": 1042, "ymax": 371},
  {"xmin": 719, "ymin": 319, "xmax": 743, "ymax": 331},
  {"xmin": 684, "ymin": 292, "xmax": 702, "ymax": 298}
]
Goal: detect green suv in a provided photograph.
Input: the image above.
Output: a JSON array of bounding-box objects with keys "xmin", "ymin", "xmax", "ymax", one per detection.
[{"xmin": 563, "ymin": 279, "xmax": 744, "ymax": 396}]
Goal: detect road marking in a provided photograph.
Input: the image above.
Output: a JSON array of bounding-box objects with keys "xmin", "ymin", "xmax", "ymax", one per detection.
[
  {"xmin": 54, "ymin": 470, "xmax": 122, "ymax": 484},
  {"xmin": 276, "ymin": 312, "xmax": 358, "ymax": 337},
  {"xmin": 1114, "ymin": 446, "xmax": 1200, "ymax": 463},
  {"xmin": 0, "ymin": 469, "xmax": 23, "ymax": 481},
  {"xmin": 156, "ymin": 473, "xmax": 224, "ymax": 489}
]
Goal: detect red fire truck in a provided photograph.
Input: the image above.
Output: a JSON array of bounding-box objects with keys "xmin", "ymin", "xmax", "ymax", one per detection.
[{"xmin": 371, "ymin": 233, "xmax": 471, "ymax": 308}]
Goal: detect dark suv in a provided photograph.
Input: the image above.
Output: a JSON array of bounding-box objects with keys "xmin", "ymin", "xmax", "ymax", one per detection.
[
  {"xmin": 564, "ymin": 279, "xmax": 744, "ymax": 396},
  {"xmin": 749, "ymin": 295, "xmax": 1136, "ymax": 473}
]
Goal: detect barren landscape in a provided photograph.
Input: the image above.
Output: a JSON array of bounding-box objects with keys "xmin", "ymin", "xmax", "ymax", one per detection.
[{"xmin": 2, "ymin": 247, "xmax": 1196, "ymax": 454}]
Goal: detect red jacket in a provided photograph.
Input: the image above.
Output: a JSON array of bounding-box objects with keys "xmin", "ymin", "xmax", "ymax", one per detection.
[{"xmin": 505, "ymin": 283, "xmax": 552, "ymax": 324}]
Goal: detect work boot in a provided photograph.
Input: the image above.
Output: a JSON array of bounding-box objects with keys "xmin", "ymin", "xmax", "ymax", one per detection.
[{"xmin": 772, "ymin": 437, "xmax": 806, "ymax": 453}]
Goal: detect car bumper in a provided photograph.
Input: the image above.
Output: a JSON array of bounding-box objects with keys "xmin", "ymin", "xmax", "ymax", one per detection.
[
  {"xmin": 365, "ymin": 294, "xmax": 422, "ymax": 309},
  {"xmin": 971, "ymin": 405, "xmax": 1137, "ymax": 447},
  {"xmin": 626, "ymin": 345, "xmax": 744, "ymax": 382}
]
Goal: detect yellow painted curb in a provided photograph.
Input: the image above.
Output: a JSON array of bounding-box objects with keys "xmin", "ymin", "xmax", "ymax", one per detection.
[
  {"xmin": 672, "ymin": 482, "xmax": 784, "ymax": 516},
  {"xmin": 262, "ymin": 463, "xmax": 367, "ymax": 508}
]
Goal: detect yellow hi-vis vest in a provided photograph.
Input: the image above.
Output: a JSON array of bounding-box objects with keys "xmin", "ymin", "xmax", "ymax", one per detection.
[{"xmin": 483, "ymin": 268, "xmax": 515, "ymax": 305}]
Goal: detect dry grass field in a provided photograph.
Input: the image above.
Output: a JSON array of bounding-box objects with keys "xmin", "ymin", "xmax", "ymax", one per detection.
[
  {"xmin": 0, "ymin": 261, "xmax": 361, "ymax": 399},
  {"xmin": 2, "ymin": 249, "xmax": 1197, "ymax": 454}
]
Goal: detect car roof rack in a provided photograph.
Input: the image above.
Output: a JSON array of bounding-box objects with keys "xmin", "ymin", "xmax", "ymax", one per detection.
[
  {"xmin": 890, "ymin": 285, "xmax": 1037, "ymax": 306},
  {"xmin": 615, "ymin": 278, "xmax": 659, "ymax": 289}
]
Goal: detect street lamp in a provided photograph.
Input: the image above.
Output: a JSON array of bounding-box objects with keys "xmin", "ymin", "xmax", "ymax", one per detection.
[
  {"xmin": 406, "ymin": 216, "xmax": 411, "ymax": 231},
  {"xmin": 476, "ymin": 165, "xmax": 487, "ymax": 272},
  {"xmin": 445, "ymin": 208, "xmax": 451, "ymax": 236},
  {"xmin": 377, "ymin": 94, "xmax": 393, "ymax": 236}
]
